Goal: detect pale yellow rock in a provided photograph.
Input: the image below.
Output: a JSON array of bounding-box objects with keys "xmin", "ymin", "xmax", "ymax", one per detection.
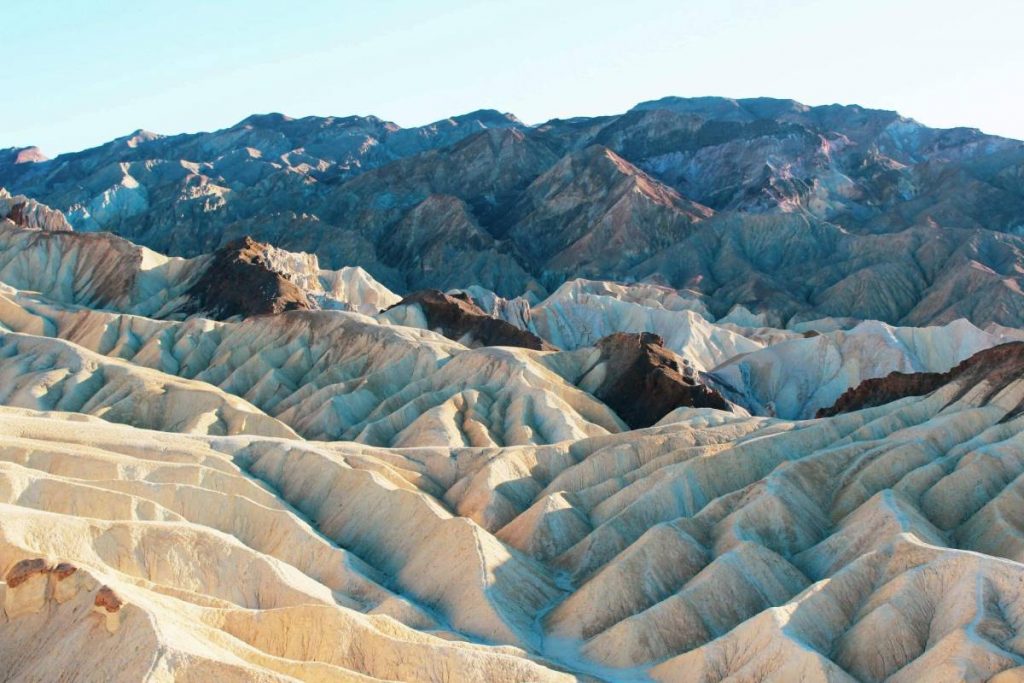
[{"xmin": 2, "ymin": 228, "xmax": 1024, "ymax": 680}]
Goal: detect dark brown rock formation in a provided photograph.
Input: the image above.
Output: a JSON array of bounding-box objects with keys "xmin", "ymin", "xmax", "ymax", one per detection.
[
  {"xmin": 5, "ymin": 558, "xmax": 51, "ymax": 588},
  {"xmin": 185, "ymin": 236, "xmax": 317, "ymax": 319},
  {"xmin": 4, "ymin": 558, "xmax": 79, "ymax": 588},
  {"xmin": 52, "ymin": 562, "xmax": 78, "ymax": 581},
  {"xmin": 391, "ymin": 289, "xmax": 554, "ymax": 350},
  {"xmin": 94, "ymin": 586, "xmax": 124, "ymax": 613},
  {"xmin": 0, "ymin": 189, "xmax": 73, "ymax": 232},
  {"xmin": 818, "ymin": 342, "xmax": 1024, "ymax": 417},
  {"xmin": 591, "ymin": 331, "xmax": 731, "ymax": 428}
]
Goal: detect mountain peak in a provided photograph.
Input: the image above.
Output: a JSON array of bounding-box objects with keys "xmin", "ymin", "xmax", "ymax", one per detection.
[
  {"xmin": 236, "ymin": 112, "xmax": 295, "ymax": 128},
  {"xmin": 0, "ymin": 146, "xmax": 48, "ymax": 164},
  {"xmin": 119, "ymin": 129, "xmax": 162, "ymax": 148},
  {"xmin": 2, "ymin": 95, "xmax": 1022, "ymax": 327},
  {"xmin": 631, "ymin": 95, "xmax": 751, "ymax": 119},
  {"xmin": 451, "ymin": 109, "xmax": 523, "ymax": 126}
]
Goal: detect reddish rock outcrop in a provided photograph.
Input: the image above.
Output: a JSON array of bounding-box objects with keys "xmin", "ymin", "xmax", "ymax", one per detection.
[
  {"xmin": 185, "ymin": 236, "xmax": 318, "ymax": 319},
  {"xmin": 1, "ymin": 147, "xmax": 47, "ymax": 164},
  {"xmin": 818, "ymin": 342, "xmax": 1024, "ymax": 417},
  {"xmin": 390, "ymin": 289, "xmax": 554, "ymax": 351},
  {"xmin": 0, "ymin": 189, "xmax": 73, "ymax": 232},
  {"xmin": 5, "ymin": 558, "xmax": 51, "ymax": 588},
  {"xmin": 94, "ymin": 586, "xmax": 124, "ymax": 613},
  {"xmin": 52, "ymin": 562, "xmax": 78, "ymax": 581},
  {"xmin": 591, "ymin": 332, "xmax": 731, "ymax": 428}
]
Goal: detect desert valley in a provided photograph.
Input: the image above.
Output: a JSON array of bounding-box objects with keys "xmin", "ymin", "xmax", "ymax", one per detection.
[{"xmin": 1, "ymin": 95, "xmax": 1024, "ymax": 681}]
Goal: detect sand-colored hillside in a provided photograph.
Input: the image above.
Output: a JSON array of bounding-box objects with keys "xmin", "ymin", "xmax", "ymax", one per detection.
[{"xmin": 2, "ymin": 338, "xmax": 1024, "ymax": 679}]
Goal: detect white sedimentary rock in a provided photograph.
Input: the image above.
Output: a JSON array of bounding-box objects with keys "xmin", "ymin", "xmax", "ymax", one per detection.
[
  {"xmin": 320, "ymin": 265, "xmax": 402, "ymax": 313},
  {"xmin": 0, "ymin": 220, "xmax": 400, "ymax": 319},
  {"xmin": 3, "ymin": 196, "xmax": 1024, "ymax": 680},
  {"xmin": 1, "ymin": 341, "xmax": 1024, "ymax": 679},
  {"xmin": 0, "ymin": 409, "xmax": 575, "ymax": 682},
  {"xmin": 0, "ymin": 189, "xmax": 73, "ymax": 232},
  {"xmin": 531, "ymin": 278, "xmax": 760, "ymax": 370},
  {"xmin": 452, "ymin": 284, "xmax": 536, "ymax": 329},
  {"xmin": 0, "ymin": 329, "xmax": 297, "ymax": 438},
  {"xmin": 0, "ymin": 284, "xmax": 622, "ymax": 445},
  {"xmin": 709, "ymin": 318, "xmax": 1017, "ymax": 418}
]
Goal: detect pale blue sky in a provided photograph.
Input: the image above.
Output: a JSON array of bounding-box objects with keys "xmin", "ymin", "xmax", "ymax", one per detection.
[{"xmin": 5, "ymin": 0, "xmax": 1023, "ymax": 155}]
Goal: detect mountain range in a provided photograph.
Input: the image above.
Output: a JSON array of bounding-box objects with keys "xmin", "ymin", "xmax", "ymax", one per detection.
[{"xmin": 4, "ymin": 96, "xmax": 1024, "ymax": 327}]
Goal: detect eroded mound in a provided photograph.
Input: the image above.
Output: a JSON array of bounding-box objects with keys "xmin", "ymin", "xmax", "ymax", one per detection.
[
  {"xmin": 3, "ymin": 339, "xmax": 1024, "ymax": 680},
  {"xmin": 185, "ymin": 235, "xmax": 319, "ymax": 318},
  {"xmin": 0, "ymin": 188, "xmax": 72, "ymax": 232},
  {"xmin": 819, "ymin": 341, "xmax": 1024, "ymax": 417},
  {"xmin": 589, "ymin": 332, "xmax": 731, "ymax": 428},
  {"xmin": 385, "ymin": 289, "xmax": 554, "ymax": 350}
]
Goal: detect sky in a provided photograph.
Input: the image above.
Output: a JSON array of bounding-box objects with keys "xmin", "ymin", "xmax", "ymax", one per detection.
[{"xmin": 4, "ymin": 0, "xmax": 1023, "ymax": 156}]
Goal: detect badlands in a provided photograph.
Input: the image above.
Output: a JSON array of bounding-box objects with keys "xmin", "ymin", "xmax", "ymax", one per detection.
[{"xmin": 2, "ymin": 95, "xmax": 1024, "ymax": 682}]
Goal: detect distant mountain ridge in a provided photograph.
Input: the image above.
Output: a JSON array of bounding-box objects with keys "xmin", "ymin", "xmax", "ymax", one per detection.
[{"xmin": 3, "ymin": 96, "xmax": 1024, "ymax": 327}]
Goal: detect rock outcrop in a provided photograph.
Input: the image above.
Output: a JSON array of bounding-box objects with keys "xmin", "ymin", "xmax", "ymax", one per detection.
[
  {"xmin": 383, "ymin": 289, "xmax": 553, "ymax": 350},
  {"xmin": 531, "ymin": 277, "xmax": 760, "ymax": 370},
  {"xmin": 184, "ymin": 236, "xmax": 318, "ymax": 318},
  {"xmin": 584, "ymin": 331, "xmax": 731, "ymax": 428},
  {"xmin": 498, "ymin": 145, "xmax": 713, "ymax": 281},
  {"xmin": 0, "ymin": 188, "xmax": 72, "ymax": 231},
  {"xmin": 709, "ymin": 318, "xmax": 1019, "ymax": 419},
  {"xmin": 0, "ymin": 212, "xmax": 400, "ymax": 320},
  {"xmin": 0, "ymin": 147, "xmax": 47, "ymax": 165},
  {"xmin": 0, "ymin": 280, "xmax": 622, "ymax": 445},
  {"xmin": 93, "ymin": 586, "xmax": 124, "ymax": 612},
  {"xmin": 4, "ymin": 99, "xmax": 1024, "ymax": 681},
  {"xmin": 5, "ymin": 558, "xmax": 51, "ymax": 588},
  {"xmin": 0, "ymin": 328, "xmax": 299, "ymax": 438},
  {"xmin": 3, "ymin": 332, "xmax": 1024, "ymax": 679},
  {"xmin": 818, "ymin": 341, "xmax": 1024, "ymax": 416}
]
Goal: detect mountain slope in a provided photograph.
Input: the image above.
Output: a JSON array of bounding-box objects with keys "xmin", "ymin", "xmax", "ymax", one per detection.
[
  {"xmin": 709, "ymin": 318, "xmax": 1022, "ymax": 418},
  {"xmin": 500, "ymin": 145, "xmax": 712, "ymax": 280},
  {"xmin": 5, "ymin": 97, "xmax": 1024, "ymax": 325}
]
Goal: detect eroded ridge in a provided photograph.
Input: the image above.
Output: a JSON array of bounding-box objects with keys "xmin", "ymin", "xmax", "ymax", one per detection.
[{"xmin": 2, "ymin": 338, "xmax": 1024, "ymax": 680}]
